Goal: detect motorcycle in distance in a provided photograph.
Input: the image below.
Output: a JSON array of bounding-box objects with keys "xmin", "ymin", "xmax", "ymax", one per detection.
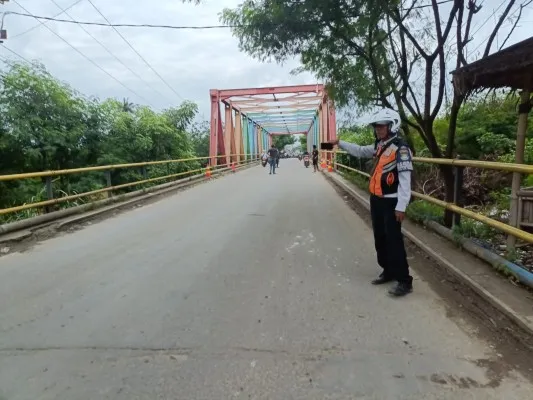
[
  {"xmin": 261, "ymin": 157, "xmax": 268, "ymax": 167},
  {"xmin": 303, "ymin": 155, "xmax": 310, "ymax": 168}
]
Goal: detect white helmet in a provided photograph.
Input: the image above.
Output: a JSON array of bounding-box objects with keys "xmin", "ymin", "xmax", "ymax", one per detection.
[{"xmin": 365, "ymin": 108, "xmax": 401, "ymax": 133}]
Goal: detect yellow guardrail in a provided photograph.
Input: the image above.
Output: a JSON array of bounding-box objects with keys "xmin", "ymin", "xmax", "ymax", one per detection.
[
  {"xmin": 325, "ymin": 150, "xmax": 533, "ymax": 244},
  {"xmin": 0, "ymin": 154, "xmax": 259, "ymax": 216},
  {"xmin": 329, "ymin": 150, "xmax": 533, "ymax": 174},
  {"xmin": 0, "ymin": 154, "xmax": 257, "ymax": 181}
]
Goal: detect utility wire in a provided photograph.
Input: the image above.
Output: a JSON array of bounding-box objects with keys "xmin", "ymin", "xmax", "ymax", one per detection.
[
  {"xmin": 4, "ymin": 1, "xmax": 455, "ymax": 30},
  {"xmin": 1, "ymin": 43, "xmax": 79, "ymax": 87},
  {"xmin": 4, "ymin": 11, "xmax": 239, "ymax": 29},
  {"xmin": 11, "ymin": 0, "xmax": 154, "ymax": 106},
  {"xmin": 0, "ymin": 71, "xmax": 36, "ymax": 93},
  {"xmin": 0, "ymin": 44, "xmax": 88, "ymax": 101},
  {"xmin": 469, "ymin": 5, "xmax": 523, "ymax": 54},
  {"xmin": 5, "ymin": 11, "xmax": 235, "ymax": 29},
  {"xmin": 86, "ymin": 0, "xmax": 184, "ymax": 101},
  {"xmin": 406, "ymin": 0, "xmax": 517, "ymax": 84},
  {"xmin": 49, "ymin": 0, "xmax": 172, "ymax": 103},
  {"xmin": 469, "ymin": 1, "xmax": 507, "ymax": 38},
  {"xmin": 1, "ymin": 43, "xmax": 31, "ymax": 64},
  {"xmin": 10, "ymin": 0, "xmax": 84, "ymax": 39}
]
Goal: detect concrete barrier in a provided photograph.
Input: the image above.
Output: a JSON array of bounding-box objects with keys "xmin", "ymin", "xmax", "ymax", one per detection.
[{"xmin": 0, "ymin": 162, "xmax": 257, "ymax": 238}]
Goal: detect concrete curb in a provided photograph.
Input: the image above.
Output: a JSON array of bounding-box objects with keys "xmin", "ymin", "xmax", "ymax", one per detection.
[
  {"xmin": 425, "ymin": 220, "xmax": 533, "ymax": 289},
  {"xmin": 322, "ymin": 170, "xmax": 533, "ymax": 337},
  {"xmin": 0, "ymin": 162, "xmax": 258, "ymax": 244}
]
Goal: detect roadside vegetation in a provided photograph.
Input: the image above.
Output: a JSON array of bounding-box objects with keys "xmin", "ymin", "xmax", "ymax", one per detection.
[{"xmin": 0, "ymin": 62, "xmax": 210, "ymax": 224}]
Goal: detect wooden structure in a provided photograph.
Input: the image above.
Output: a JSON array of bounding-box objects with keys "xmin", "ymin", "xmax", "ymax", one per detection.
[
  {"xmin": 451, "ymin": 36, "xmax": 533, "ymax": 249},
  {"xmin": 519, "ymin": 187, "xmax": 533, "ymax": 232}
]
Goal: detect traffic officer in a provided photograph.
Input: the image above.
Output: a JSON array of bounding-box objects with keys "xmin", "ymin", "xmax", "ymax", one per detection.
[{"xmin": 329, "ymin": 108, "xmax": 413, "ymax": 296}]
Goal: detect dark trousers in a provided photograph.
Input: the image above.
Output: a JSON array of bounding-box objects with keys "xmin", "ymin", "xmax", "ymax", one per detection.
[
  {"xmin": 370, "ymin": 195, "xmax": 413, "ymax": 285},
  {"xmin": 269, "ymin": 158, "xmax": 276, "ymax": 173}
]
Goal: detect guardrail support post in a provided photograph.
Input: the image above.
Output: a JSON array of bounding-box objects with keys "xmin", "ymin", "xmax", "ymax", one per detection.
[
  {"xmin": 453, "ymin": 165, "xmax": 464, "ymax": 227},
  {"xmin": 142, "ymin": 167, "xmax": 148, "ymax": 180},
  {"xmin": 44, "ymin": 176, "xmax": 53, "ymax": 213},
  {"xmin": 105, "ymin": 170, "xmax": 112, "ymax": 198},
  {"xmin": 508, "ymin": 90, "xmax": 531, "ymax": 251}
]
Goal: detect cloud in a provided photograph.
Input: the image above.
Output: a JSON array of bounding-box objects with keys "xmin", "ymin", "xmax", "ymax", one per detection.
[
  {"xmin": 1, "ymin": 0, "xmax": 317, "ymax": 117},
  {"xmin": 2, "ymin": 0, "xmax": 531, "ymax": 123}
]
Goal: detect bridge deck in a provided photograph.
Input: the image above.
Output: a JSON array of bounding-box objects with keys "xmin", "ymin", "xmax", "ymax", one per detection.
[{"xmin": 0, "ymin": 159, "xmax": 531, "ymax": 399}]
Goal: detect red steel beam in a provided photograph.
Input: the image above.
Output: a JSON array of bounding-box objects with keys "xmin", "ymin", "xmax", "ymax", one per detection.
[
  {"xmin": 209, "ymin": 92, "xmax": 218, "ymax": 165},
  {"xmin": 210, "ymin": 85, "xmax": 332, "ymax": 160},
  {"xmin": 217, "ymin": 84, "xmax": 324, "ymax": 101},
  {"xmin": 269, "ymin": 131, "xmax": 308, "ymax": 135},
  {"xmin": 230, "ymin": 94, "xmax": 322, "ymax": 105}
]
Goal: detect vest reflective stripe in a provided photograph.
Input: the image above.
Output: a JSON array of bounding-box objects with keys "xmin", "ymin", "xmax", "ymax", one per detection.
[{"xmin": 369, "ymin": 140, "xmax": 401, "ymax": 197}]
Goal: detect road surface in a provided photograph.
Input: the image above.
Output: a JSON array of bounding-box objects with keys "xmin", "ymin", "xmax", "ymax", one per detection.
[{"xmin": 0, "ymin": 159, "xmax": 531, "ymax": 399}]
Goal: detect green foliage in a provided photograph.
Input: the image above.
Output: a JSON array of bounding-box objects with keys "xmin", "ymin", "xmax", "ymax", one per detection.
[
  {"xmin": 405, "ymin": 200, "xmax": 444, "ymax": 225},
  {"xmin": 272, "ymin": 134, "xmax": 296, "ymax": 149},
  {"xmin": 498, "ymin": 139, "xmax": 533, "ymax": 165},
  {"xmin": 342, "ymin": 170, "xmax": 369, "ymax": 191},
  {"xmin": 338, "ymin": 126, "xmax": 375, "ymax": 146},
  {"xmin": 189, "ymin": 121, "xmax": 210, "ymax": 158},
  {"xmin": 220, "ymin": 0, "xmax": 392, "ymax": 110},
  {"xmin": 454, "ymin": 93, "xmax": 533, "ymax": 160},
  {"xmin": 0, "ymin": 62, "xmax": 205, "ymax": 221},
  {"xmin": 452, "ymin": 218, "xmax": 498, "ymax": 241},
  {"xmin": 299, "ymin": 134, "xmax": 307, "ymax": 152}
]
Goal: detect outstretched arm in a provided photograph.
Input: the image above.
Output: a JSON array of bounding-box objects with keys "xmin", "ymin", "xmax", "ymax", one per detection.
[{"xmin": 338, "ymin": 141, "xmax": 375, "ymax": 159}]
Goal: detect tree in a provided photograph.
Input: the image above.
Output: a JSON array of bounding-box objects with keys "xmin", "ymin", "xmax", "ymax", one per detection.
[
  {"xmin": 189, "ymin": 120, "xmax": 210, "ymax": 157},
  {"xmin": 299, "ymin": 134, "xmax": 307, "ymax": 152},
  {"xmin": 220, "ymin": 0, "xmax": 527, "ymax": 226},
  {"xmin": 0, "ymin": 61, "xmax": 205, "ymax": 217},
  {"xmin": 0, "ymin": 62, "xmax": 89, "ymax": 172},
  {"xmin": 122, "ymin": 98, "xmax": 135, "ymax": 113},
  {"xmin": 273, "ymin": 134, "xmax": 296, "ymax": 149}
]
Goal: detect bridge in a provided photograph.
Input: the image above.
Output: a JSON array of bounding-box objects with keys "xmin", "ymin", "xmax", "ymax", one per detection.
[
  {"xmin": 1, "ymin": 84, "xmax": 533, "ymax": 399},
  {"xmin": 208, "ymin": 84, "xmax": 335, "ymax": 165}
]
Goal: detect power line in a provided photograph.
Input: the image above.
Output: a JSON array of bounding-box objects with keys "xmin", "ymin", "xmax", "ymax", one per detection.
[
  {"xmin": 48, "ymin": 0, "xmax": 172, "ymax": 103},
  {"xmin": 4, "ymin": 1, "xmax": 455, "ymax": 30},
  {"xmin": 1, "ymin": 43, "xmax": 76, "ymax": 86},
  {"xmin": 86, "ymin": 0, "xmax": 184, "ymax": 101},
  {"xmin": 469, "ymin": 1, "xmax": 507, "ymax": 38},
  {"xmin": 10, "ymin": 0, "xmax": 84, "ymax": 39},
  {"xmin": 11, "ymin": 0, "xmax": 154, "ymax": 106},
  {"xmin": 1, "ymin": 43, "xmax": 31, "ymax": 64},
  {"xmin": 469, "ymin": 4, "xmax": 524, "ymax": 55},
  {"xmin": 408, "ymin": 0, "xmax": 519, "ymax": 85},
  {"xmin": 5, "ymin": 10, "xmax": 236, "ymax": 30},
  {"xmin": 0, "ymin": 71, "xmax": 39, "ymax": 94}
]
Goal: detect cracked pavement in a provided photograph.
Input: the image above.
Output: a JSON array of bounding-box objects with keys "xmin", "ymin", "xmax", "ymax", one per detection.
[{"xmin": 1, "ymin": 160, "xmax": 532, "ymax": 399}]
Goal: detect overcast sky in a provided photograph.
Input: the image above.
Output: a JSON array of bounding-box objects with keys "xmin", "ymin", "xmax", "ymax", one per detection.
[{"xmin": 1, "ymin": 1, "xmax": 532, "ymax": 122}]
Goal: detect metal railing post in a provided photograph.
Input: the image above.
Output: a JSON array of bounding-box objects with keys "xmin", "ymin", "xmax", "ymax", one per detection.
[
  {"xmin": 104, "ymin": 170, "xmax": 112, "ymax": 198},
  {"xmin": 453, "ymin": 162, "xmax": 464, "ymax": 228},
  {"xmin": 44, "ymin": 176, "xmax": 53, "ymax": 213}
]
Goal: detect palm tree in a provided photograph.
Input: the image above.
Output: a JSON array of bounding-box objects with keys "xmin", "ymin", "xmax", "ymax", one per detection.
[{"xmin": 122, "ymin": 98, "xmax": 135, "ymax": 113}]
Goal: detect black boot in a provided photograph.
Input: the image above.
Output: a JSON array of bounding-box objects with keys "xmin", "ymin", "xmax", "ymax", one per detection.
[
  {"xmin": 388, "ymin": 282, "xmax": 413, "ymax": 296},
  {"xmin": 371, "ymin": 275, "xmax": 394, "ymax": 285}
]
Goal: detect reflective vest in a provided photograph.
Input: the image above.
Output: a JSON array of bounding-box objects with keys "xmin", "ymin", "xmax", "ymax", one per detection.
[{"xmin": 369, "ymin": 137, "xmax": 411, "ymax": 197}]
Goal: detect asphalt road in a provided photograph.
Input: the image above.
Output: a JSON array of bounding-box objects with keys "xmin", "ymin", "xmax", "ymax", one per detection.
[{"xmin": 0, "ymin": 159, "xmax": 531, "ymax": 399}]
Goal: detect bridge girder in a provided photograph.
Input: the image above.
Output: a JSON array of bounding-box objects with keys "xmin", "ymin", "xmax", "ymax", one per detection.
[{"xmin": 209, "ymin": 84, "xmax": 337, "ymax": 166}]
